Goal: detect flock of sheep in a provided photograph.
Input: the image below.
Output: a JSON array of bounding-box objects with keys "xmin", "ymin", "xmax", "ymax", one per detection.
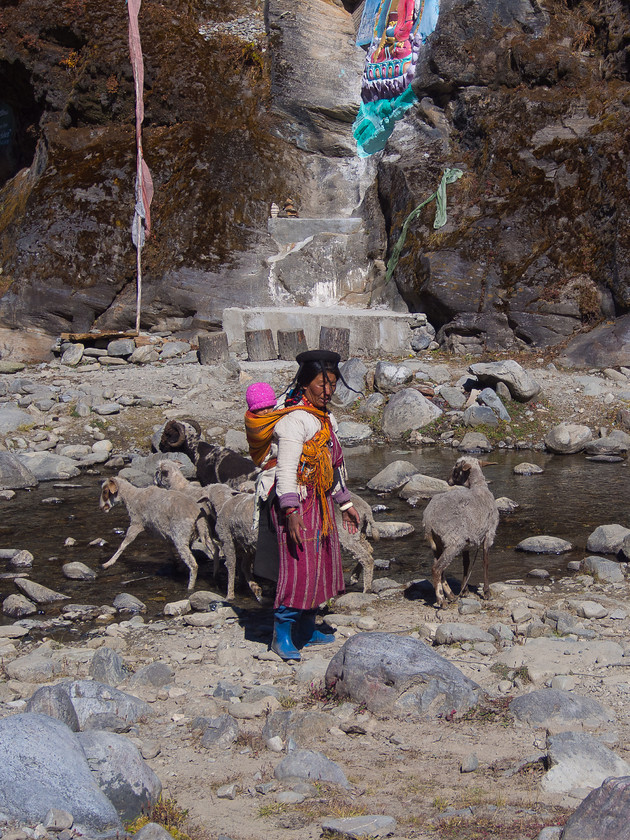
[{"xmin": 99, "ymin": 419, "xmax": 500, "ymax": 608}]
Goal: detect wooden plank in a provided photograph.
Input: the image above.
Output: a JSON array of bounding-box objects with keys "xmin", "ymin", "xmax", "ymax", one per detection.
[{"xmin": 245, "ymin": 329, "xmax": 277, "ymax": 362}]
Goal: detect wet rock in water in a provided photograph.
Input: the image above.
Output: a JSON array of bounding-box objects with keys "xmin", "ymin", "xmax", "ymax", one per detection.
[
  {"xmin": 0, "ymin": 713, "xmax": 122, "ymax": 836},
  {"xmin": 516, "ymin": 536, "xmax": 573, "ymax": 554},
  {"xmin": 3, "ymin": 593, "xmax": 37, "ymax": 618},
  {"xmin": 513, "ymin": 462, "xmax": 543, "ymax": 475},
  {"xmin": 561, "ymin": 775, "xmax": 630, "ymax": 840},
  {"xmin": 510, "ymin": 689, "xmax": 614, "ymax": 729},
  {"xmin": 16, "ymin": 452, "xmax": 81, "ymax": 481},
  {"xmin": 333, "ymin": 358, "xmax": 367, "ymax": 407},
  {"xmin": 193, "ymin": 714, "xmax": 239, "ymax": 749},
  {"xmin": 458, "ymin": 431, "xmax": 492, "ymax": 452},
  {"xmin": 544, "ymin": 423, "xmax": 592, "ymax": 454},
  {"xmin": 336, "ymin": 421, "xmax": 372, "ymax": 444},
  {"xmin": 367, "ymin": 460, "xmax": 419, "ymax": 492},
  {"xmin": 0, "ymin": 489, "xmax": 16, "ymax": 500},
  {"xmin": 495, "ymin": 497, "xmax": 519, "ymax": 513},
  {"xmin": 89, "ymin": 647, "xmax": 128, "ymax": 686},
  {"xmin": 399, "ymin": 473, "xmax": 449, "ymax": 501},
  {"xmin": 62, "ymin": 604, "xmax": 102, "ymax": 621},
  {"xmin": 527, "ymin": 568, "xmax": 551, "ymax": 579},
  {"xmin": 0, "ymin": 452, "xmax": 38, "ymax": 490},
  {"xmin": 113, "ymin": 593, "xmax": 147, "ymax": 614},
  {"xmin": 469, "ymin": 361, "xmax": 541, "ymax": 401},
  {"xmin": 374, "ymin": 362, "xmax": 413, "ymax": 394},
  {"xmin": 274, "ymin": 748, "xmax": 348, "ymax": 788},
  {"xmin": 585, "ymin": 431, "xmax": 630, "ymax": 456},
  {"xmin": 586, "ymin": 523, "xmax": 630, "ymax": 554},
  {"xmin": 15, "ymin": 578, "xmax": 69, "ymax": 604},
  {"xmin": 382, "ymin": 389, "xmax": 442, "ymax": 438},
  {"xmin": 542, "ymin": 731, "xmax": 630, "ymax": 794},
  {"xmin": 25, "ymin": 685, "xmax": 80, "ymax": 731},
  {"xmin": 321, "ymin": 815, "xmax": 397, "ymax": 838},
  {"xmin": 76, "ymin": 730, "xmax": 161, "ymax": 822},
  {"xmin": 582, "ymin": 556, "xmax": 625, "ymax": 583},
  {"xmin": 10, "ymin": 549, "xmax": 34, "ymax": 568},
  {"xmin": 326, "ymin": 632, "xmax": 482, "ymax": 717},
  {"xmin": 128, "ymin": 662, "xmax": 175, "ymax": 689},
  {"xmin": 62, "ymin": 562, "xmax": 97, "ymax": 581},
  {"xmin": 374, "ymin": 521, "xmax": 414, "ymax": 538}
]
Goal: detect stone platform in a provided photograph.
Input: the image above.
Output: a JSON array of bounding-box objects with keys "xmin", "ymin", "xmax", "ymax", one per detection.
[{"xmin": 222, "ymin": 306, "xmax": 414, "ymax": 358}]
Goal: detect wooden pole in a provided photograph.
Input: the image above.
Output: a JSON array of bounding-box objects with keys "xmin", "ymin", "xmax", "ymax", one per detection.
[{"xmin": 135, "ymin": 213, "xmax": 142, "ymax": 335}]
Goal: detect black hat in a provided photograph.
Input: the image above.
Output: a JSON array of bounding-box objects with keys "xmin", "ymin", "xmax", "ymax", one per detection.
[{"xmin": 296, "ymin": 349, "xmax": 341, "ymax": 365}]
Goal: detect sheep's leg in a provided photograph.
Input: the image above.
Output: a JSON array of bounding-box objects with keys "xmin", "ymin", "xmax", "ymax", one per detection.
[
  {"xmin": 102, "ymin": 523, "xmax": 143, "ymax": 568},
  {"xmin": 432, "ymin": 547, "xmax": 459, "ymax": 608},
  {"xmin": 460, "ymin": 549, "xmax": 471, "ymax": 596},
  {"xmin": 441, "ymin": 576, "xmax": 456, "ymax": 602},
  {"xmin": 216, "ymin": 519, "xmax": 237, "ymax": 601},
  {"xmin": 481, "ymin": 543, "xmax": 491, "ymax": 600},
  {"xmin": 173, "ymin": 540, "xmax": 198, "ymax": 591}
]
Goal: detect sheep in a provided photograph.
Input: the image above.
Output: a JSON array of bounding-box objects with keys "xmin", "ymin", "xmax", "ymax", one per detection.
[
  {"xmin": 155, "ymin": 460, "xmax": 377, "ymax": 597},
  {"xmin": 422, "ymin": 457, "xmax": 499, "ymax": 609},
  {"xmin": 154, "ymin": 460, "xmax": 260, "ymax": 601},
  {"xmin": 159, "ymin": 419, "xmax": 258, "ymax": 487},
  {"xmin": 99, "ymin": 475, "xmax": 215, "ymax": 590}
]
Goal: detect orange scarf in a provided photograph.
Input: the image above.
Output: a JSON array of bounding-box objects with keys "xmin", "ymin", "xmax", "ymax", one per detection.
[{"xmin": 245, "ymin": 404, "xmax": 335, "ymax": 536}]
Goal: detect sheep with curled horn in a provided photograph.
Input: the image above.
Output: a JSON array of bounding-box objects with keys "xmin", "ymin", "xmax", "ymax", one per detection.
[
  {"xmin": 159, "ymin": 418, "xmax": 258, "ymax": 487},
  {"xmin": 422, "ymin": 457, "xmax": 499, "ymax": 609}
]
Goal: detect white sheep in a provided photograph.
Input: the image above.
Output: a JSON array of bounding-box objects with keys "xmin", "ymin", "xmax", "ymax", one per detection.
[{"xmin": 422, "ymin": 457, "xmax": 499, "ymax": 608}]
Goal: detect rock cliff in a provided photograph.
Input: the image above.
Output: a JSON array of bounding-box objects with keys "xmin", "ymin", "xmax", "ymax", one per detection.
[{"xmin": 0, "ymin": 0, "xmax": 629, "ymax": 360}]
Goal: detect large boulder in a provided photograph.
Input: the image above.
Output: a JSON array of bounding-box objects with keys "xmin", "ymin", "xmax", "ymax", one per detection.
[
  {"xmin": 586, "ymin": 524, "xmax": 630, "ymax": 555},
  {"xmin": 542, "ymin": 730, "xmax": 630, "ymax": 794},
  {"xmin": 0, "ymin": 407, "xmax": 35, "ymax": 434},
  {"xmin": 558, "ymin": 314, "xmax": 630, "ymax": 369},
  {"xmin": 333, "ymin": 358, "xmax": 367, "ymax": 407},
  {"xmin": 469, "ymin": 361, "xmax": 541, "ymax": 401},
  {"xmin": 510, "ymin": 689, "xmax": 614, "ymax": 730},
  {"xmin": 561, "ymin": 776, "xmax": 630, "ymax": 840},
  {"xmin": 0, "ymin": 713, "xmax": 122, "ymax": 837},
  {"xmin": 367, "ymin": 460, "xmax": 419, "ymax": 492},
  {"xmin": 0, "ymin": 451, "xmax": 38, "ymax": 490},
  {"xmin": 374, "ymin": 362, "xmax": 413, "ymax": 394},
  {"xmin": 382, "ymin": 389, "xmax": 442, "ymax": 438},
  {"xmin": 544, "ymin": 423, "xmax": 593, "ymax": 454},
  {"xmin": 35, "ymin": 680, "xmax": 151, "ymax": 731},
  {"xmin": 76, "ymin": 730, "xmax": 162, "ymax": 822},
  {"xmin": 16, "ymin": 452, "xmax": 81, "ymax": 481},
  {"xmin": 325, "ymin": 632, "xmax": 482, "ymax": 716}
]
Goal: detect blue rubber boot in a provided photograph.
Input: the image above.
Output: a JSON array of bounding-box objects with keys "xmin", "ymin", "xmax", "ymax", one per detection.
[
  {"xmin": 271, "ymin": 606, "xmax": 301, "ymax": 661},
  {"xmin": 298, "ymin": 610, "xmax": 335, "ymax": 648}
]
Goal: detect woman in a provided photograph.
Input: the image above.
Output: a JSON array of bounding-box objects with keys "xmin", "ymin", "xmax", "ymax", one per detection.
[{"xmin": 245, "ymin": 349, "xmax": 360, "ymax": 661}]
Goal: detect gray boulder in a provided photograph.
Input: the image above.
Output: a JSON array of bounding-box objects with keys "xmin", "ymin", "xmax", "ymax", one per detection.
[
  {"xmin": 586, "ymin": 524, "xmax": 630, "ymax": 554},
  {"xmin": 16, "ymin": 452, "xmax": 81, "ymax": 481},
  {"xmin": 621, "ymin": 533, "xmax": 630, "ymax": 562},
  {"xmin": 516, "ymin": 536, "xmax": 573, "ymax": 554},
  {"xmin": 134, "ymin": 823, "xmax": 176, "ymax": 840},
  {"xmin": 3, "ymin": 593, "xmax": 37, "ymax": 618},
  {"xmin": 544, "ymin": 423, "xmax": 592, "ymax": 454},
  {"xmin": 89, "ymin": 648, "xmax": 129, "ymax": 686},
  {"xmin": 585, "ymin": 431, "xmax": 630, "ymax": 456},
  {"xmin": 410, "ymin": 326, "xmax": 436, "ymax": 352},
  {"xmin": 542, "ymin": 730, "xmax": 630, "ymax": 793},
  {"xmin": 76, "ymin": 730, "xmax": 161, "ymax": 822},
  {"xmin": 478, "ymin": 387, "xmax": 510, "ymax": 421},
  {"xmin": 399, "ymin": 473, "xmax": 449, "ymax": 501},
  {"xmin": 321, "ymin": 816, "xmax": 397, "ymax": 839},
  {"xmin": 458, "ymin": 432, "xmax": 492, "ymax": 453},
  {"xmin": 469, "ymin": 361, "xmax": 541, "ymax": 401},
  {"xmin": 438, "ymin": 386, "xmax": 466, "ymax": 409},
  {"xmin": 0, "ymin": 407, "xmax": 35, "ymax": 434},
  {"xmin": 434, "ymin": 623, "xmax": 495, "ymax": 645},
  {"xmin": 61, "ymin": 344, "xmax": 84, "ymax": 366},
  {"xmin": 374, "ymin": 362, "xmax": 413, "ymax": 394},
  {"xmin": 367, "ymin": 460, "xmax": 419, "ymax": 492},
  {"xmin": 0, "ymin": 713, "xmax": 122, "ymax": 837},
  {"xmin": 113, "ymin": 593, "xmax": 147, "ymax": 613},
  {"xmin": 193, "ymin": 714, "xmax": 239, "ymax": 749},
  {"xmin": 128, "ymin": 662, "xmax": 174, "ymax": 688},
  {"xmin": 561, "ymin": 776, "xmax": 630, "ymax": 840},
  {"xmin": 333, "ymin": 358, "xmax": 367, "ymax": 407},
  {"xmin": 510, "ymin": 689, "xmax": 614, "ymax": 729},
  {"xmin": 15, "ymin": 578, "xmax": 70, "ymax": 604},
  {"xmin": 262, "ymin": 709, "xmax": 331, "ymax": 746},
  {"xmin": 374, "ymin": 521, "xmax": 414, "ymax": 538},
  {"xmin": 513, "ymin": 462, "xmax": 544, "ymax": 475},
  {"xmin": 107, "ymin": 338, "xmax": 135, "ymax": 357},
  {"xmin": 25, "ymin": 684, "xmax": 80, "ymax": 731},
  {"xmin": 130, "ymin": 451, "xmax": 195, "ymax": 480},
  {"xmin": 274, "ymin": 749, "xmax": 348, "ymax": 788},
  {"xmin": 581, "ymin": 556, "xmax": 624, "ymax": 583},
  {"xmin": 63, "ymin": 562, "xmax": 97, "ymax": 581},
  {"xmin": 382, "ymin": 389, "xmax": 442, "ymax": 438},
  {"xmin": 325, "ymin": 632, "xmax": 482, "ymax": 717},
  {"xmin": 357, "ymin": 393, "xmax": 385, "ymax": 417},
  {"xmin": 5, "ymin": 650, "xmax": 64, "ymax": 682},
  {"xmin": 336, "ymin": 421, "xmax": 372, "ymax": 444},
  {"xmin": 63, "ymin": 680, "xmax": 150, "ymax": 730},
  {"xmin": 0, "ymin": 452, "xmax": 38, "ymax": 490},
  {"xmin": 462, "ymin": 404, "xmax": 499, "ymax": 427}
]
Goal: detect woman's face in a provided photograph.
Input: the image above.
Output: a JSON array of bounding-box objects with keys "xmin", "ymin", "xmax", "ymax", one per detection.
[{"xmin": 303, "ymin": 371, "xmax": 337, "ymax": 410}]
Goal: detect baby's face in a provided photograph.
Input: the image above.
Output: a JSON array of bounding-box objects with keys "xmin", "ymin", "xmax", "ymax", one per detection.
[{"xmin": 253, "ymin": 405, "xmax": 274, "ymax": 416}]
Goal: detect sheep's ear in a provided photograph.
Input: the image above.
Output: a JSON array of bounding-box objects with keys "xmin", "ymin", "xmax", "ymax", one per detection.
[{"xmin": 106, "ymin": 478, "xmax": 118, "ymax": 493}]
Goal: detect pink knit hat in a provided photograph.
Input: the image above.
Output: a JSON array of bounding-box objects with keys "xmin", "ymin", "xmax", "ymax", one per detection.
[{"xmin": 246, "ymin": 382, "xmax": 276, "ymax": 411}]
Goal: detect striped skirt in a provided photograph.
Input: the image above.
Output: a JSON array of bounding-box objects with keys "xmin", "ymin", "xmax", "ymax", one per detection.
[{"xmin": 271, "ymin": 487, "xmax": 345, "ymax": 610}]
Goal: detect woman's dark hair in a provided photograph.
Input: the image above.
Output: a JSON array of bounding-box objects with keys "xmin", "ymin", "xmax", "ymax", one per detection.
[{"xmin": 286, "ymin": 359, "xmax": 340, "ymax": 408}]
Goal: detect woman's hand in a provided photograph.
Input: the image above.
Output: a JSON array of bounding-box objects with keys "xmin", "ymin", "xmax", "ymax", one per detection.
[
  {"xmin": 286, "ymin": 510, "xmax": 305, "ymax": 548},
  {"xmin": 342, "ymin": 505, "xmax": 360, "ymax": 535}
]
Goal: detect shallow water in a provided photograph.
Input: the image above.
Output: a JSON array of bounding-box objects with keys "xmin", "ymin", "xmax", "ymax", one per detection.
[{"xmin": 0, "ymin": 448, "xmax": 628, "ymax": 628}]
